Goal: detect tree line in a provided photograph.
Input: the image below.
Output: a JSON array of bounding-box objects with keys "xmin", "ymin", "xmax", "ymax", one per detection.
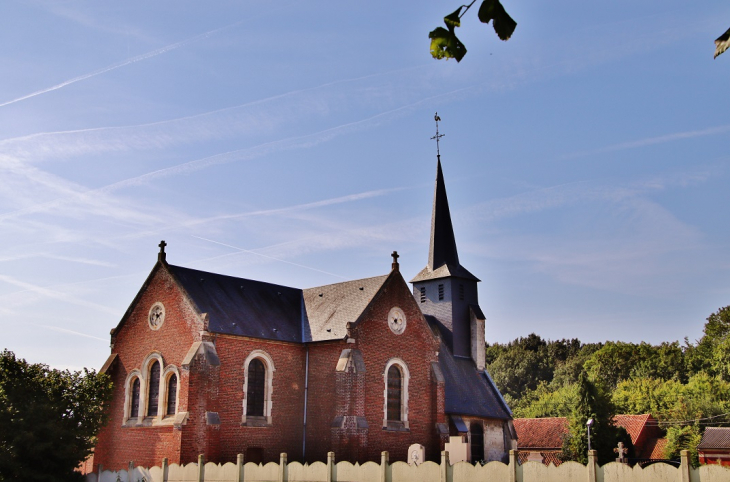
[{"xmin": 486, "ymin": 306, "xmax": 730, "ymax": 465}]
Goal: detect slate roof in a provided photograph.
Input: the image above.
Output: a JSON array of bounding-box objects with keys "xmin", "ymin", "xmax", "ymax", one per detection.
[
  {"xmin": 513, "ymin": 418, "xmax": 568, "ymax": 449},
  {"xmin": 698, "ymin": 427, "xmax": 730, "ymax": 450},
  {"xmin": 168, "ymin": 265, "xmax": 305, "ymax": 343},
  {"xmin": 302, "ymin": 275, "xmax": 389, "ymax": 342},
  {"xmin": 168, "ymin": 264, "xmax": 390, "ymax": 343},
  {"xmin": 411, "ymin": 159, "xmax": 479, "ymax": 283},
  {"xmin": 427, "ymin": 315, "xmax": 511, "ymax": 420}
]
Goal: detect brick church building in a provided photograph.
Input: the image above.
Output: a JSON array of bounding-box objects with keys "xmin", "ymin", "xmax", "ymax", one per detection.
[{"xmin": 90, "ymin": 156, "xmax": 516, "ymax": 471}]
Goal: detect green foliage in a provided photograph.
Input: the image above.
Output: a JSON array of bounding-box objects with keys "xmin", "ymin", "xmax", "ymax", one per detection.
[
  {"xmin": 561, "ymin": 373, "xmax": 627, "ymax": 465},
  {"xmin": 512, "ymin": 382, "xmax": 578, "ymax": 418},
  {"xmin": 429, "ymin": 0, "xmax": 516, "ymax": 62},
  {"xmin": 0, "ymin": 350, "xmax": 113, "ymax": 482},
  {"xmin": 487, "ymin": 344, "xmax": 552, "ymax": 402},
  {"xmin": 665, "ymin": 425, "xmax": 701, "ymax": 466},
  {"xmin": 583, "ymin": 341, "xmax": 686, "ymax": 390}
]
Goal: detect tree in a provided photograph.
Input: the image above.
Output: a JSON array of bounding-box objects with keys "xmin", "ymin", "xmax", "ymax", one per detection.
[
  {"xmin": 429, "ymin": 0, "xmax": 516, "ymax": 62},
  {"xmin": 0, "ymin": 350, "xmax": 113, "ymax": 482},
  {"xmin": 561, "ymin": 373, "xmax": 629, "ymax": 465},
  {"xmin": 487, "ymin": 345, "xmax": 552, "ymax": 403},
  {"xmin": 665, "ymin": 425, "xmax": 701, "ymax": 466}
]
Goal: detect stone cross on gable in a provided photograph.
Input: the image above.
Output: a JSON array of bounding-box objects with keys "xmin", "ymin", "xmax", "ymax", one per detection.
[
  {"xmin": 614, "ymin": 441, "xmax": 628, "ymax": 463},
  {"xmin": 391, "ymin": 251, "xmax": 400, "ymax": 271},
  {"xmin": 158, "ymin": 240, "xmax": 167, "ymax": 262}
]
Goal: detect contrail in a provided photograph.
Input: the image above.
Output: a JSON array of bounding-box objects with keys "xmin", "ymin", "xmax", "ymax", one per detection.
[
  {"xmin": 0, "ymin": 21, "xmax": 242, "ymax": 108},
  {"xmin": 191, "ymin": 235, "xmax": 348, "ymax": 280}
]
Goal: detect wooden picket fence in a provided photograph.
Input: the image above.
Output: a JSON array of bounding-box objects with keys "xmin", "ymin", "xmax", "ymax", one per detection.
[{"xmin": 86, "ymin": 450, "xmax": 730, "ymax": 482}]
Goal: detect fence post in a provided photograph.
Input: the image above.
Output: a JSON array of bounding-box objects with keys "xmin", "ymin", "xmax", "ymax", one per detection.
[
  {"xmin": 381, "ymin": 451, "xmax": 389, "ymax": 482},
  {"xmin": 680, "ymin": 450, "xmax": 691, "ymax": 482},
  {"xmin": 279, "ymin": 453, "xmax": 287, "ymax": 482},
  {"xmin": 162, "ymin": 458, "xmax": 168, "ymax": 482},
  {"xmin": 509, "ymin": 450, "xmax": 517, "ymax": 482},
  {"xmin": 197, "ymin": 454, "xmax": 205, "ymax": 482},
  {"xmin": 587, "ymin": 450, "xmax": 597, "ymax": 482},
  {"xmin": 128, "ymin": 461, "xmax": 134, "ymax": 482},
  {"xmin": 97, "ymin": 463, "xmax": 103, "ymax": 482},
  {"xmin": 327, "ymin": 452, "xmax": 335, "ymax": 482},
  {"xmin": 237, "ymin": 453, "xmax": 244, "ymax": 482},
  {"xmin": 440, "ymin": 451, "xmax": 449, "ymax": 482}
]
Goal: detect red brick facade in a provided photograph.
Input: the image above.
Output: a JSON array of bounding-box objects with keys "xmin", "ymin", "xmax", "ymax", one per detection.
[{"xmin": 91, "ymin": 262, "xmax": 500, "ymax": 471}]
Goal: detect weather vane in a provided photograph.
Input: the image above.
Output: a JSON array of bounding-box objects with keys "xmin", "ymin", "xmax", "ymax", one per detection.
[{"xmin": 431, "ymin": 112, "xmax": 444, "ymax": 161}]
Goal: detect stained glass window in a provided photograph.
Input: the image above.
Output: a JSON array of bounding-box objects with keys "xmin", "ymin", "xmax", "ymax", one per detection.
[
  {"xmin": 130, "ymin": 377, "xmax": 140, "ymax": 418},
  {"xmin": 387, "ymin": 365, "xmax": 402, "ymax": 421},
  {"xmin": 166, "ymin": 374, "xmax": 177, "ymax": 415},
  {"xmin": 147, "ymin": 360, "xmax": 160, "ymax": 416},
  {"xmin": 247, "ymin": 359, "xmax": 265, "ymax": 417}
]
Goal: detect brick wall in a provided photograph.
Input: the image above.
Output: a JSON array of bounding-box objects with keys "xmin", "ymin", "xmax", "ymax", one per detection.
[{"xmin": 92, "ymin": 264, "xmax": 200, "ymax": 471}]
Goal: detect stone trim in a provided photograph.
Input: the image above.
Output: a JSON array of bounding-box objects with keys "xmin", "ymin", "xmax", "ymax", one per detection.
[
  {"xmin": 241, "ymin": 350, "xmax": 275, "ymax": 426},
  {"xmin": 382, "ymin": 358, "xmax": 410, "ymax": 430}
]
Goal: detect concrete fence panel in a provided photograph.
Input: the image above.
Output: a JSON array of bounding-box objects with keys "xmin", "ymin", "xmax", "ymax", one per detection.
[
  {"xmin": 86, "ymin": 450, "xmax": 730, "ymax": 482},
  {"xmin": 479, "ymin": 461, "xmax": 511, "ymax": 482},
  {"xmin": 698, "ymin": 464, "xmax": 729, "ymax": 482},
  {"xmin": 390, "ymin": 460, "xmax": 440, "ymax": 482},
  {"xmin": 243, "ymin": 461, "xmax": 279, "ymax": 482}
]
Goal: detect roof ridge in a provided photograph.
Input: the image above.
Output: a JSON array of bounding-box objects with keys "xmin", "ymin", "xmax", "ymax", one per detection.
[{"xmin": 304, "ymin": 273, "xmax": 389, "ymax": 291}]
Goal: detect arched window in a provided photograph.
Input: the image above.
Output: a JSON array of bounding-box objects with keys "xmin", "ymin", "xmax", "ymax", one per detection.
[
  {"xmin": 147, "ymin": 360, "xmax": 160, "ymax": 416},
  {"xmin": 470, "ymin": 422, "xmax": 484, "ymax": 463},
  {"xmin": 242, "ymin": 350, "xmax": 275, "ymax": 425},
  {"xmin": 387, "ymin": 365, "xmax": 402, "ymax": 421},
  {"xmin": 247, "ymin": 359, "xmax": 265, "ymax": 417},
  {"xmin": 130, "ymin": 377, "xmax": 141, "ymax": 418},
  {"xmin": 383, "ymin": 358, "xmax": 410, "ymax": 429},
  {"xmin": 166, "ymin": 374, "xmax": 177, "ymax": 415}
]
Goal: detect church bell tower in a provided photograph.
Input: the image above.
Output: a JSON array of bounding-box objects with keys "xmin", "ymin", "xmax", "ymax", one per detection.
[{"xmin": 411, "ymin": 114, "xmax": 486, "ymax": 369}]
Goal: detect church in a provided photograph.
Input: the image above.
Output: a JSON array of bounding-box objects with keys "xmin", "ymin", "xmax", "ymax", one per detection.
[{"xmin": 90, "ymin": 150, "xmax": 516, "ymax": 471}]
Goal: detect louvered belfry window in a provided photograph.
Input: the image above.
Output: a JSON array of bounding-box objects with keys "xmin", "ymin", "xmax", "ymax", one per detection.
[
  {"xmin": 387, "ymin": 365, "xmax": 402, "ymax": 421},
  {"xmin": 166, "ymin": 374, "xmax": 177, "ymax": 415},
  {"xmin": 247, "ymin": 359, "xmax": 266, "ymax": 417},
  {"xmin": 130, "ymin": 378, "xmax": 141, "ymax": 418},
  {"xmin": 147, "ymin": 360, "xmax": 160, "ymax": 416}
]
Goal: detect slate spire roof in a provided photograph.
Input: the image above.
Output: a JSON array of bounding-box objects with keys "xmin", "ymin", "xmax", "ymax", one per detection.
[{"xmin": 411, "ymin": 159, "xmax": 478, "ymax": 282}]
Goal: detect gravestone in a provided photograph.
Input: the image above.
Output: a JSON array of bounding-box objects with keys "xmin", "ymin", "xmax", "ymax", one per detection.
[
  {"xmin": 445, "ymin": 435, "xmax": 468, "ymax": 464},
  {"xmin": 408, "ymin": 444, "xmax": 425, "ymax": 465}
]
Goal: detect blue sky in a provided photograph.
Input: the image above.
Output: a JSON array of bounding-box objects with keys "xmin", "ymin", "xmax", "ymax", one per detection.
[{"xmin": 1, "ymin": 1, "xmax": 728, "ymax": 370}]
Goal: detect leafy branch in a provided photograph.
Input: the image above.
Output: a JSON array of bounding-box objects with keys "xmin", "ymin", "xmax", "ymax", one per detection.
[
  {"xmin": 429, "ymin": 0, "xmax": 516, "ymax": 62},
  {"xmin": 716, "ymin": 27, "xmax": 730, "ymax": 59}
]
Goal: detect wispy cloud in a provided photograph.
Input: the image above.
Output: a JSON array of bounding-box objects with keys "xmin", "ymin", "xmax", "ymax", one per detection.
[
  {"xmin": 30, "ymin": 323, "xmax": 107, "ymax": 343},
  {"xmin": 0, "ymin": 20, "xmax": 244, "ymax": 109},
  {"xmin": 0, "ymin": 274, "xmax": 119, "ymax": 315},
  {"xmin": 564, "ymin": 124, "xmax": 730, "ymax": 160}
]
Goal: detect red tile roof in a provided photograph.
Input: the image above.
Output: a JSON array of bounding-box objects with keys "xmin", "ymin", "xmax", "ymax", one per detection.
[
  {"xmin": 513, "ymin": 417, "xmax": 569, "ymax": 449},
  {"xmin": 614, "ymin": 414, "xmax": 652, "ymax": 446},
  {"xmin": 644, "ymin": 437, "xmax": 668, "ymax": 459}
]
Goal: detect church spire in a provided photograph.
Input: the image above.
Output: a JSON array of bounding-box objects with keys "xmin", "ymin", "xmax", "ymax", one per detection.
[
  {"xmin": 428, "ymin": 158, "xmax": 460, "ymax": 271},
  {"xmin": 411, "ymin": 115, "xmax": 479, "ymax": 283}
]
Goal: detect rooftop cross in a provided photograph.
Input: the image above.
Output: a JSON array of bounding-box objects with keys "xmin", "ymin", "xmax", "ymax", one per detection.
[
  {"xmin": 158, "ymin": 240, "xmax": 167, "ymax": 263},
  {"xmin": 430, "ymin": 112, "xmax": 445, "ymax": 161},
  {"xmin": 391, "ymin": 250, "xmax": 400, "ymax": 271}
]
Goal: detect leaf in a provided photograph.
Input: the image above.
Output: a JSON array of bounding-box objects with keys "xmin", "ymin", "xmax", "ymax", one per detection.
[
  {"xmin": 478, "ymin": 0, "xmax": 517, "ymax": 41},
  {"xmin": 429, "ymin": 26, "xmax": 467, "ymax": 62},
  {"xmin": 715, "ymin": 27, "xmax": 730, "ymax": 59},
  {"xmin": 444, "ymin": 7, "xmax": 463, "ymax": 30}
]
